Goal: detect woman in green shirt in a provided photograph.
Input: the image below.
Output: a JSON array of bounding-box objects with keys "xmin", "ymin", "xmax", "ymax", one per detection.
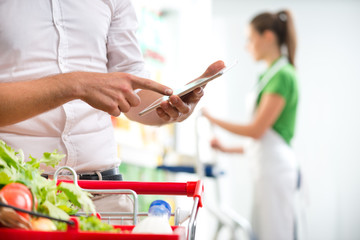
[{"xmin": 203, "ymin": 10, "xmax": 299, "ymax": 240}]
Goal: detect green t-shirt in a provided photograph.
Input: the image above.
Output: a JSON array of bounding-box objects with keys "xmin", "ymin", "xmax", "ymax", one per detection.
[{"xmin": 256, "ymin": 60, "xmax": 299, "ymax": 145}]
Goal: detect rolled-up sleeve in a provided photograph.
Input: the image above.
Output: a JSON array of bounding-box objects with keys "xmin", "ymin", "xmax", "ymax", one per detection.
[{"xmin": 106, "ymin": 0, "xmax": 149, "ymax": 78}]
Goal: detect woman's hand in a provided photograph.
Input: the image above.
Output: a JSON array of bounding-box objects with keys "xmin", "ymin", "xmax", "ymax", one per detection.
[
  {"xmin": 210, "ymin": 138, "xmax": 224, "ymax": 151},
  {"xmin": 210, "ymin": 138, "xmax": 245, "ymax": 154},
  {"xmin": 156, "ymin": 60, "xmax": 225, "ymax": 122}
]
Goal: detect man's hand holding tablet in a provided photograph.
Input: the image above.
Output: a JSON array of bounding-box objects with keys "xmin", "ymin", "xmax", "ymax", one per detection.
[{"xmin": 139, "ymin": 60, "xmax": 238, "ymax": 117}]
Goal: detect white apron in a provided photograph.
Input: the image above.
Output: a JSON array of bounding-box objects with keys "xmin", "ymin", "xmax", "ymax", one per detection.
[{"xmin": 246, "ymin": 57, "xmax": 298, "ymax": 240}]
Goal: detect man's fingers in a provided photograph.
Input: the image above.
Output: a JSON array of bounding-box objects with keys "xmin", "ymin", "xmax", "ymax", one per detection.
[
  {"xmin": 125, "ymin": 91, "xmax": 141, "ymax": 107},
  {"xmin": 109, "ymin": 108, "xmax": 121, "ymax": 117},
  {"xmin": 130, "ymin": 75, "xmax": 173, "ymax": 96},
  {"xmin": 160, "ymin": 101, "xmax": 180, "ymax": 119},
  {"xmin": 117, "ymin": 98, "xmax": 131, "ymax": 113},
  {"xmin": 169, "ymin": 95, "xmax": 190, "ymax": 114},
  {"xmin": 187, "ymin": 87, "xmax": 204, "ymax": 102},
  {"xmin": 156, "ymin": 108, "xmax": 171, "ymax": 121},
  {"xmin": 200, "ymin": 60, "xmax": 226, "ymax": 78},
  {"xmin": 185, "ymin": 60, "xmax": 225, "ymax": 86}
]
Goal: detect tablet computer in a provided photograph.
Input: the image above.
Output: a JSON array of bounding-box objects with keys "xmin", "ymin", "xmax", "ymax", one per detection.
[{"xmin": 138, "ymin": 60, "xmax": 238, "ymax": 116}]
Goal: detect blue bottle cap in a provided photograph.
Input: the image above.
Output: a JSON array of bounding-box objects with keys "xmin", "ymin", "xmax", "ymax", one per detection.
[{"xmin": 149, "ymin": 200, "xmax": 171, "ymax": 218}]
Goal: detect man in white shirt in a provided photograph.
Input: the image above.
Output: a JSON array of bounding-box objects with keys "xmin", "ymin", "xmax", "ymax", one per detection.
[
  {"xmin": 0, "ymin": 0, "xmax": 224, "ymax": 173},
  {"xmin": 0, "ymin": 0, "xmax": 223, "ymax": 212}
]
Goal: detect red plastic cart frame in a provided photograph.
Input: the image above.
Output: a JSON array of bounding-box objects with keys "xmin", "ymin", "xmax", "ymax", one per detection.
[{"xmin": 55, "ymin": 166, "xmax": 204, "ymax": 240}]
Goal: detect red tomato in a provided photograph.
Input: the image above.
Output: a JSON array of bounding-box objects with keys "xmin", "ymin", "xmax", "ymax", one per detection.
[{"xmin": 0, "ymin": 183, "xmax": 34, "ymax": 220}]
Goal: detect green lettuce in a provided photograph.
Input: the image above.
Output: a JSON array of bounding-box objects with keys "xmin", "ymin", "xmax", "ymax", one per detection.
[{"xmin": 0, "ymin": 140, "xmax": 106, "ymax": 230}]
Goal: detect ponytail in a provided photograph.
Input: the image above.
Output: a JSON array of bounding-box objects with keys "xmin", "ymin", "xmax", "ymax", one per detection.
[
  {"xmin": 277, "ymin": 10, "xmax": 297, "ymax": 66},
  {"xmin": 250, "ymin": 9, "xmax": 297, "ymax": 67}
]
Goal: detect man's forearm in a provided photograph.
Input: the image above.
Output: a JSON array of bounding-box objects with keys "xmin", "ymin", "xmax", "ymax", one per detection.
[
  {"xmin": 0, "ymin": 73, "xmax": 78, "ymax": 127},
  {"xmin": 0, "ymin": 71, "xmax": 174, "ymax": 127}
]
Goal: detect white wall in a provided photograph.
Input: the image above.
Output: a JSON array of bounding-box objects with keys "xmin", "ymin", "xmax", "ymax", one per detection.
[{"xmin": 208, "ymin": 0, "xmax": 360, "ymax": 239}]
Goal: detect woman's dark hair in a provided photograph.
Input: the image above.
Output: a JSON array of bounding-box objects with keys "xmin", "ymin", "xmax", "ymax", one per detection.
[{"xmin": 250, "ymin": 10, "xmax": 297, "ymax": 66}]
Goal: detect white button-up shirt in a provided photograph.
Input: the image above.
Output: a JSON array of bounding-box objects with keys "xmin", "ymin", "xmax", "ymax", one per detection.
[{"xmin": 0, "ymin": 0, "xmax": 147, "ymax": 174}]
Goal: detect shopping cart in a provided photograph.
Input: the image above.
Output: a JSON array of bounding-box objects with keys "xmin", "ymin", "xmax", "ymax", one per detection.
[{"xmin": 0, "ymin": 166, "xmax": 204, "ymax": 240}]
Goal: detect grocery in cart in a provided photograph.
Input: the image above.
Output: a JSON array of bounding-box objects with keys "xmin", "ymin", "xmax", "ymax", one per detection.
[{"xmin": 0, "ymin": 166, "xmax": 204, "ymax": 240}]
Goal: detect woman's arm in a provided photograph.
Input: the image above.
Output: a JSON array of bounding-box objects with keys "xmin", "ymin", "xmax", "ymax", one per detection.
[
  {"xmin": 203, "ymin": 93, "xmax": 285, "ymax": 139},
  {"xmin": 210, "ymin": 138, "xmax": 244, "ymax": 154}
]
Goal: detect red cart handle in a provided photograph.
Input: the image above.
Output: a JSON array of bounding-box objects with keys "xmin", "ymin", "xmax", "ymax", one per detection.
[
  {"xmin": 58, "ymin": 179, "xmax": 204, "ymax": 207},
  {"xmin": 186, "ymin": 180, "xmax": 203, "ymax": 207}
]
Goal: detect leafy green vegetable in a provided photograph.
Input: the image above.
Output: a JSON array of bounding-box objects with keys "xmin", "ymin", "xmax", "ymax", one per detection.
[
  {"xmin": 0, "ymin": 168, "xmax": 13, "ymax": 184},
  {"xmin": 0, "ymin": 140, "xmax": 65, "ymax": 188},
  {"xmin": 58, "ymin": 182, "xmax": 95, "ymax": 214},
  {"xmin": 0, "ymin": 139, "xmax": 106, "ymax": 231},
  {"xmin": 78, "ymin": 215, "xmax": 119, "ymax": 232},
  {"xmin": 41, "ymin": 200, "xmax": 70, "ymax": 220},
  {"xmin": 56, "ymin": 192, "xmax": 79, "ymax": 215},
  {"xmin": 27, "ymin": 151, "xmax": 63, "ymax": 169},
  {"xmin": 0, "ymin": 140, "xmax": 24, "ymax": 171}
]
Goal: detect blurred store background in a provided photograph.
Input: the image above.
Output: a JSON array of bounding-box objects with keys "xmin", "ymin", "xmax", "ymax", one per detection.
[{"xmin": 112, "ymin": 0, "xmax": 360, "ymax": 239}]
